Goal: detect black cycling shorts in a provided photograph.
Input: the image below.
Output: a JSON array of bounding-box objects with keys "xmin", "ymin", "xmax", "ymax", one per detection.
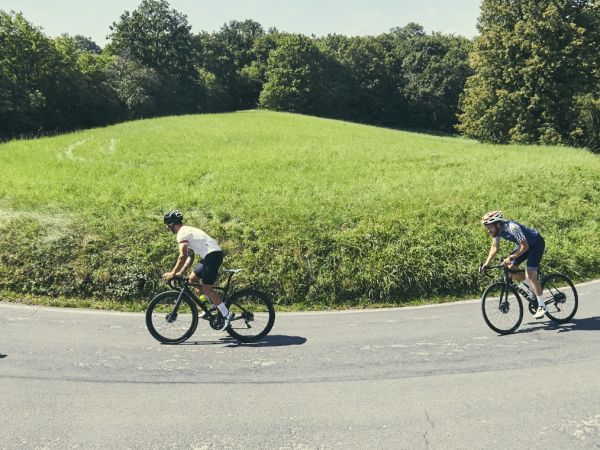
[
  {"xmin": 193, "ymin": 251, "xmax": 224, "ymax": 285},
  {"xmin": 510, "ymin": 237, "xmax": 545, "ymax": 270}
]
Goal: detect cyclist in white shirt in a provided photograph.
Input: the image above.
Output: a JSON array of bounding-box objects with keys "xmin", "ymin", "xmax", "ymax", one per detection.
[{"xmin": 162, "ymin": 210, "xmax": 233, "ymax": 330}]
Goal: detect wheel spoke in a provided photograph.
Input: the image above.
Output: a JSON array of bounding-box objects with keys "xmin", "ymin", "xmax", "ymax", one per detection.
[
  {"xmin": 146, "ymin": 292, "xmax": 198, "ymax": 344},
  {"xmin": 542, "ymin": 274, "xmax": 578, "ymax": 323},
  {"xmin": 225, "ymin": 289, "xmax": 275, "ymax": 342},
  {"xmin": 482, "ymin": 283, "xmax": 523, "ymax": 334}
]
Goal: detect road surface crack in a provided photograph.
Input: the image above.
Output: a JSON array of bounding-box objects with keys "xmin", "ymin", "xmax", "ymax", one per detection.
[{"xmin": 423, "ymin": 409, "xmax": 435, "ymax": 447}]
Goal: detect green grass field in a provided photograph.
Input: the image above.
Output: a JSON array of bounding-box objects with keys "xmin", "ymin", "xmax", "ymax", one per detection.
[{"xmin": 1, "ymin": 110, "xmax": 599, "ymax": 309}]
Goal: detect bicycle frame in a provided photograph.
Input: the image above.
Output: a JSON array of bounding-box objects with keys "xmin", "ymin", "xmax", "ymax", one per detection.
[
  {"xmin": 485, "ymin": 264, "xmax": 538, "ymax": 306},
  {"xmin": 166, "ymin": 270, "xmax": 239, "ymax": 320}
]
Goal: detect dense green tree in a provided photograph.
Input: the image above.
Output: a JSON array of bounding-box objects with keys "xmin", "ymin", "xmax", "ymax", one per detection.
[
  {"xmin": 215, "ymin": 19, "xmax": 265, "ymax": 70},
  {"xmin": 0, "ymin": 12, "xmax": 121, "ymax": 139},
  {"xmin": 241, "ymin": 29, "xmax": 288, "ymax": 88},
  {"xmin": 197, "ymin": 20, "xmax": 265, "ymax": 109},
  {"xmin": 104, "ymin": 55, "xmax": 162, "ymax": 118},
  {"xmin": 317, "ymin": 35, "xmax": 388, "ymax": 124},
  {"xmin": 1, "ymin": 5, "xmax": 475, "ymax": 139},
  {"xmin": 458, "ymin": 0, "xmax": 598, "ymax": 146},
  {"xmin": 75, "ymin": 48, "xmax": 123, "ymax": 125},
  {"xmin": 107, "ymin": 0, "xmax": 203, "ymax": 114},
  {"xmin": 52, "ymin": 35, "xmax": 123, "ymax": 128},
  {"xmin": 107, "ymin": 0, "xmax": 196, "ymax": 78},
  {"xmin": 194, "ymin": 31, "xmax": 233, "ymax": 109},
  {"xmin": 316, "ymin": 24, "xmax": 471, "ymax": 131},
  {"xmin": 196, "ymin": 66, "xmax": 229, "ymax": 111},
  {"xmin": 67, "ymin": 34, "xmax": 102, "ymax": 54},
  {"xmin": 258, "ymin": 34, "xmax": 339, "ymax": 115},
  {"xmin": 394, "ymin": 32, "xmax": 472, "ymax": 132},
  {"xmin": 570, "ymin": 1, "xmax": 600, "ymax": 152},
  {"xmin": 0, "ymin": 11, "xmax": 58, "ymax": 136}
]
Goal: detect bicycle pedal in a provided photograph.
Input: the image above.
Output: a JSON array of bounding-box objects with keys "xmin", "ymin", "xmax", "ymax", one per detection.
[{"xmin": 199, "ymin": 306, "xmax": 217, "ymax": 320}]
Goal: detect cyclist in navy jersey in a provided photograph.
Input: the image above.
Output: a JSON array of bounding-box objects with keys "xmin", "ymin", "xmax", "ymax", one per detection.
[{"xmin": 479, "ymin": 211, "xmax": 548, "ymax": 319}]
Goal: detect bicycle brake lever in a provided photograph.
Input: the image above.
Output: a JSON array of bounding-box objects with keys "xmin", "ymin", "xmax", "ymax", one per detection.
[{"xmin": 167, "ymin": 276, "xmax": 184, "ymax": 289}]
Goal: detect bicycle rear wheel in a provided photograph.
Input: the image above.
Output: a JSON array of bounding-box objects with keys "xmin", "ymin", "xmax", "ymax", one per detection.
[
  {"xmin": 226, "ymin": 289, "xmax": 275, "ymax": 343},
  {"xmin": 146, "ymin": 291, "xmax": 198, "ymax": 344},
  {"xmin": 541, "ymin": 273, "xmax": 578, "ymax": 323},
  {"xmin": 481, "ymin": 282, "xmax": 523, "ymax": 335}
]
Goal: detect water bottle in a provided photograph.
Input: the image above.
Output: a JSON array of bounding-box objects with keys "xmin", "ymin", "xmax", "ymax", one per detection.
[{"xmin": 199, "ymin": 294, "xmax": 216, "ymax": 312}]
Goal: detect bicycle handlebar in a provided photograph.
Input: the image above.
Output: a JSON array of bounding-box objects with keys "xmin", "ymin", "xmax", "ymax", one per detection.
[
  {"xmin": 166, "ymin": 275, "xmax": 188, "ymax": 290},
  {"xmin": 479, "ymin": 262, "xmax": 525, "ymax": 278}
]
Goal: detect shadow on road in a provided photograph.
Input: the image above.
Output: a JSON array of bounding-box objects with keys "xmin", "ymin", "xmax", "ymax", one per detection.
[
  {"xmin": 174, "ymin": 335, "xmax": 307, "ymax": 347},
  {"xmin": 515, "ymin": 316, "xmax": 600, "ymax": 334},
  {"xmin": 0, "ymin": 353, "xmax": 6, "ymax": 359},
  {"xmin": 222, "ymin": 335, "xmax": 307, "ymax": 348}
]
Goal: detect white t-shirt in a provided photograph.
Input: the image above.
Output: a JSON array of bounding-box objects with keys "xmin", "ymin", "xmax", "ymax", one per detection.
[{"xmin": 176, "ymin": 225, "xmax": 221, "ymax": 259}]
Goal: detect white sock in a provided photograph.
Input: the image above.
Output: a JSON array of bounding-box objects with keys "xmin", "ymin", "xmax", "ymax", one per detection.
[
  {"xmin": 217, "ymin": 303, "xmax": 229, "ymax": 316},
  {"xmin": 536, "ymin": 295, "xmax": 546, "ymax": 310}
]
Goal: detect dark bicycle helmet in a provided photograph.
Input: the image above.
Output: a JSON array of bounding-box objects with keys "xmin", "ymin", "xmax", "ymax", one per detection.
[{"xmin": 163, "ymin": 209, "xmax": 183, "ymax": 225}]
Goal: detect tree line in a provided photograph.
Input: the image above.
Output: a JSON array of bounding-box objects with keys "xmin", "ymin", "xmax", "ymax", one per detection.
[
  {"xmin": 1, "ymin": 0, "xmax": 598, "ymax": 151},
  {"xmin": 459, "ymin": 0, "xmax": 600, "ymax": 151}
]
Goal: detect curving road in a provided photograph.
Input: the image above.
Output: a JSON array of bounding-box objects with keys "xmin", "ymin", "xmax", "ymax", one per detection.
[{"xmin": 1, "ymin": 280, "xmax": 600, "ymax": 449}]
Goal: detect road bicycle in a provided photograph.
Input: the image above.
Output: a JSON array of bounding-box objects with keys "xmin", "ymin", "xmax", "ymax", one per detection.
[
  {"xmin": 146, "ymin": 269, "xmax": 275, "ymax": 344},
  {"xmin": 480, "ymin": 261, "xmax": 578, "ymax": 334}
]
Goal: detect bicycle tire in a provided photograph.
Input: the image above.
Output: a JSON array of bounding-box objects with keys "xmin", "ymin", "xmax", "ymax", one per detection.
[
  {"xmin": 541, "ymin": 273, "xmax": 578, "ymax": 323},
  {"xmin": 225, "ymin": 289, "xmax": 275, "ymax": 343},
  {"xmin": 146, "ymin": 291, "xmax": 199, "ymax": 344},
  {"xmin": 481, "ymin": 282, "xmax": 523, "ymax": 335}
]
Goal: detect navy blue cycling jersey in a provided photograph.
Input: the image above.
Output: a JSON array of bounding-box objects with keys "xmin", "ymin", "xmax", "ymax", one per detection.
[{"xmin": 494, "ymin": 220, "xmax": 543, "ymax": 246}]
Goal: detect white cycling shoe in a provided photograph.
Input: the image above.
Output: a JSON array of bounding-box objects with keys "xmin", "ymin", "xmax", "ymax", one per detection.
[
  {"xmin": 218, "ymin": 312, "xmax": 235, "ymax": 330},
  {"xmin": 534, "ymin": 306, "xmax": 548, "ymax": 319}
]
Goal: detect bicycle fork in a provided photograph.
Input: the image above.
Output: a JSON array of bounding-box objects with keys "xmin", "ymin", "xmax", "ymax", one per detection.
[
  {"xmin": 499, "ymin": 286, "xmax": 511, "ymax": 313},
  {"xmin": 166, "ymin": 290, "xmax": 187, "ymax": 322}
]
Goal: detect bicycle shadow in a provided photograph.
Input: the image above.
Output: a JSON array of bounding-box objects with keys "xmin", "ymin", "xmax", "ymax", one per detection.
[
  {"xmin": 176, "ymin": 335, "xmax": 307, "ymax": 347},
  {"xmin": 222, "ymin": 335, "xmax": 307, "ymax": 348},
  {"xmin": 514, "ymin": 316, "xmax": 600, "ymax": 334}
]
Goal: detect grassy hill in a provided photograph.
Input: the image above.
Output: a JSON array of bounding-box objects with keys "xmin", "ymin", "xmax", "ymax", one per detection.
[{"xmin": 0, "ymin": 110, "xmax": 598, "ymax": 309}]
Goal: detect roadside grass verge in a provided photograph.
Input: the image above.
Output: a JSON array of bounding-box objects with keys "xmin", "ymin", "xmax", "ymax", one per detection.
[{"xmin": 1, "ymin": 110, "xmax": 598, "ymax": 309}]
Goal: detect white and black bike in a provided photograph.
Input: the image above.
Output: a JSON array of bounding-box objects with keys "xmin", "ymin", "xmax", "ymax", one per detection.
[{"xmin": 480, "ymin": 261, "xmax": 578, "ymax": 334}]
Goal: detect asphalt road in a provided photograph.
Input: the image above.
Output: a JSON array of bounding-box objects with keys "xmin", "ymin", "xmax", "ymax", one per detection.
[{"xmin": 1, "ymin": 280, "xmax": 599, "ymax": 449}]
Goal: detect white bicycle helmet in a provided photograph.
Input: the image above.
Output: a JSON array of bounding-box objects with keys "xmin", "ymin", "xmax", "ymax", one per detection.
[{"xmin": 481, "ymin": 210, "xmax": 504, "ymax": 225}]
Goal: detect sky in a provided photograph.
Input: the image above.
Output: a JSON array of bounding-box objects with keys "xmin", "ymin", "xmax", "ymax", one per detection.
[{"xmin": 0, "ymin": 0, "xmax": 482, "ymax": 46}]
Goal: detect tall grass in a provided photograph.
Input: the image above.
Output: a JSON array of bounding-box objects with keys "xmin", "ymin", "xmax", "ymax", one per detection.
[{"xmin": 1, "ymin": 111, "xmax": 598, "ymax": 307}]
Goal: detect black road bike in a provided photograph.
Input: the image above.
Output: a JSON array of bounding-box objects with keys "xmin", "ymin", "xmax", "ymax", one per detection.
[
  {"xmin": 146, "ymin": 269, "xmax": 275, "ymax": 344},
  {"xmin": 480, "ymin": 261, "xmax": 578, "ymax": 334}
]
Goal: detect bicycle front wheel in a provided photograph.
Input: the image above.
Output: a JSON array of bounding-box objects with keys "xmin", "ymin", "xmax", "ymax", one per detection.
[
  {"xmin": 226, "ymin": 289, "xmax": 275, "ymax": 343},
  {"xmin": 542, "ymin": 273, "xmax": 578, "ymax": 323},
  {"xmin": 146, "ymin": 291, "xmax": 199, "ymax": 344},
  {"xmin": 481, "ymin": 282, "xmax": 523, "ymax": 335}
]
